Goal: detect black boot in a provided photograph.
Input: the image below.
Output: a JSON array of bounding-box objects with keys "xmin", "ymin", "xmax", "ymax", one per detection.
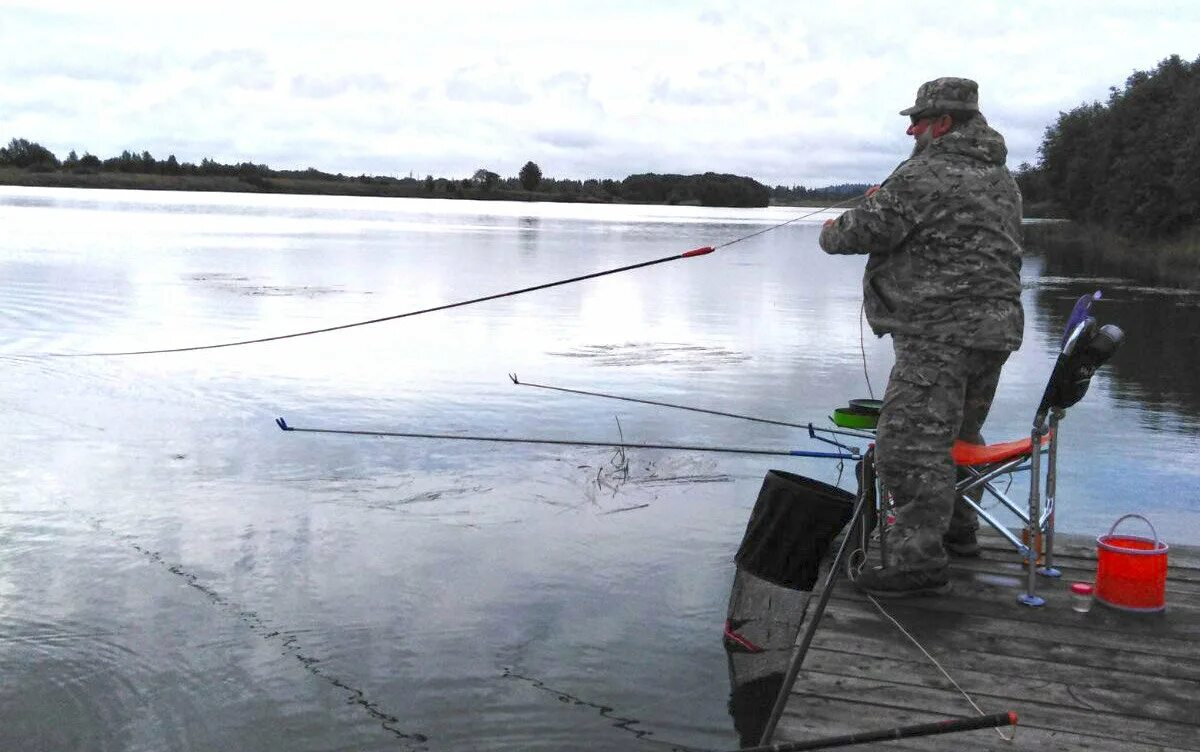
[
  {"xmin": 943, "ymin": 528, "xmax": 980, "ymax": 557},
  {"xmin": 853, "ymin": 566, "xmax": 951, "ymax": 598}
]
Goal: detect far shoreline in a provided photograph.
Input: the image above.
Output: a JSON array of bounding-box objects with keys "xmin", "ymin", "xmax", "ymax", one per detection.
[
  {"xmin": 8, "ymin": 169, "xmax": 1193, "ymax": 290},
  {"xmin": 0, "ymin": 168, "xmax": 860, "ymax": 209}
]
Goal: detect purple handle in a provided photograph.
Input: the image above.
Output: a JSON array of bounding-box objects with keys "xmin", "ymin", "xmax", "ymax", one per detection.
[{"xmin": 1062, "ymin": 290, "xmax": 1101, "ymax": 348}]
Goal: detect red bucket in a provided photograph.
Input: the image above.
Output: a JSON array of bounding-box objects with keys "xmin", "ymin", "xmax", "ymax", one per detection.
[{"xmin": 1095, "ymin": 514, "xmax": 1168, "ymax": 612}]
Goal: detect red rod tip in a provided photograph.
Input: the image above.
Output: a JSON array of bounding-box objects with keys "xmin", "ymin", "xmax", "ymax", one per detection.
[
  {"xmin": 1008, "ymin": 711, "xmax": 1019, "ymax": 725},
  {"xmin": 681, "ymin": 246, "xmax": 715, "ymax": 258}
]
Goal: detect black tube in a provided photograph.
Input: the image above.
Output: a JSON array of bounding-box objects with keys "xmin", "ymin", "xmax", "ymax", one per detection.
[{"xmin": 735, "ymin": 710, "xmax": 1016, "ymax": 752}]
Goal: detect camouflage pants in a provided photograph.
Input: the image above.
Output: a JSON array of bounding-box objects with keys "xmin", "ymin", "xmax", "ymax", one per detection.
[{"xmin": 875, "ymin": 336, "xmax": 1010, "ymax": 572}]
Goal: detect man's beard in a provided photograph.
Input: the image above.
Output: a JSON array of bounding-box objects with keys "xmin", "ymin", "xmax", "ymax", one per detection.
[{"xmin": 910, "ymin": 132, "xmax": 933, "ymax": 157}]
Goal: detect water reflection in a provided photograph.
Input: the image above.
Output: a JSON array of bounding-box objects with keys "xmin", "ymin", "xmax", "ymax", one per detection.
[
  {"xmin": 1028, "ymin": 270, "xmax": 1200, "ymax": 421},
  {"xmin": 517, "ymin": 216, "xmax": 540, "ymax": 259},
  {"xmin": 1, "ymin": 187, "xmax": 1197, "ymax": 752}
]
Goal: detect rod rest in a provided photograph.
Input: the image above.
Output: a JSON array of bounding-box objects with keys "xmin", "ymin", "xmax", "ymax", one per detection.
[{"xmin": 1041, "ymin": 320, "xmax": 1125, "ymax": 413}]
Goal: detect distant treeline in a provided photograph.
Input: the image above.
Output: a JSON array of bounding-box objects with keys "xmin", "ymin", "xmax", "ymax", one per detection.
[
  {"xmin": 1016, "ymin": 54, "xmax": 1199, "ymax": 239},
  {"xmin": 0, "ymin": 139, "xmax": 860, "ymax": 209},
  {"xmin": 768, "ymin": 182, "xmax": 871, "ymax": 204}
]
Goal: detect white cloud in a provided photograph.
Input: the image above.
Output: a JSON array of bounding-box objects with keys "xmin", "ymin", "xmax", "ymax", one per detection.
[{"xmin": 2, "ymin": 0, "xmax": 1199, "ymax": 185}]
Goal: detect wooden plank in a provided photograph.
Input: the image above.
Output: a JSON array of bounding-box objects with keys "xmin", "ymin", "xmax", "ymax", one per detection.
[
  {"xmin": 816, "ymin": 599, "xmax": 1200, "ymax": 681},
  {"xmin": 967, "ymin": 544, "xmax": 1200, "ymax": 588},
  {"xmin": 979, "ymin": 530, "xmax": 1200, "ymax": 571},
  {"xmin": 768, "ymin": 531, "xmax": 1200, "ymax": 750},
  {"xmin": 789, "ymin": 673, "xmax": 1200, "ymax": 749},
  {"xmin": 954, "ymin": 553, "xmax": 1200, "ymax": 594},
  {"xmin": 800, "ymin": 644, "xmax": 1200, "ymax": 725},
  {"xmin": 777, "ymin": 696, "xmax": 1199, "ymax": 752},
  {"xmin": 825, "ymin": 589, "xmax": 1200, "ymax": 661},
  {"xmin": 831, "ymin": 568, "xmax": 1200, "ymax": 641}
]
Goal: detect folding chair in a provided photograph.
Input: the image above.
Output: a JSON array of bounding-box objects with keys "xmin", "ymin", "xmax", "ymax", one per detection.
[{"xmin": 949, "ymin": 290, "xmax": 1124, "ymax": 606}]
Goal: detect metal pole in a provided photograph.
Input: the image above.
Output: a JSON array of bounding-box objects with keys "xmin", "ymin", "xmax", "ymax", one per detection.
[
  {"xmin": 756, "ymin": 475, "xmax": 871, "ymax": 745},
  {"xmin": 1040, "ymin": 410, "xmax": 1062, "ymax": 577},
  {"xmin": 274, "ymin": 418, "xmax": 859, "ymax": 460},
  {"xmin": 1019, "ymin": 424, "xmax": 1046, "ymax": 607},
  {"xmin": 733, "ymin": 711, "xmax": 1015, "ymax": 752}
]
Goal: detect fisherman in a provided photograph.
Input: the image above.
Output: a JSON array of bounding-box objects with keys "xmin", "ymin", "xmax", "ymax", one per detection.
[{"xmin": 819, "ymin": 77, "xmax": 1024, "ymax": 597}]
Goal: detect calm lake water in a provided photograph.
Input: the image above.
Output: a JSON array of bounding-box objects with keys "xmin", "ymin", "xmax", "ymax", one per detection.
[{"xmin": 2, "ymin": 186, "xmax": 1198, "ymax": 751}]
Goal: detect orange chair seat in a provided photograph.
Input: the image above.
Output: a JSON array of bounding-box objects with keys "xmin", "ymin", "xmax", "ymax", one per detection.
[{"xmin": 952, "ymin": 431, "xmax": 1051, "ymax": 467}]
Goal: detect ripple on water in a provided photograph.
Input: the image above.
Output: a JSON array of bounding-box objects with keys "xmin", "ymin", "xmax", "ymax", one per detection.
[
  {"xmin": 547, "ymin": 342, "xmax": 750, "ymax": 369},
  {"xmin": 0, "ymin": 274, "xmax": 132, "ymax": 352},
  {"xmin": 0, "ymin": 613, "xmax": 206, "ymax": 752}
]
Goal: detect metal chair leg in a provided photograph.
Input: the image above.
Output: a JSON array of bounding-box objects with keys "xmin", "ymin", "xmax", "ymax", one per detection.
[
  {"xmin": 1039, "ymin": 411, "xmax": 1062, "ymax": 578},
  {"xmin": 1018, "ymin": 426, "xmax": 1046, "ymax": 607}
]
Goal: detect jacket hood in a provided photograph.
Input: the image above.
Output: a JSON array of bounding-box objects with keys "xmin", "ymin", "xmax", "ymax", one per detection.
[{"xmin": 931, "ymin": 114, "xmax": 1008, "ymax": 166}]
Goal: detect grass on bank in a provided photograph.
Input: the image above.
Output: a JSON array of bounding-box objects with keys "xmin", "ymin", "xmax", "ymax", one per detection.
[
  {"xmin": 1, "ymin": 166, "xmax": 862, "ymax": 208},
  {"xmin": 1024, "ymin": 221, "xmax": 1200, "ymax": 290}
]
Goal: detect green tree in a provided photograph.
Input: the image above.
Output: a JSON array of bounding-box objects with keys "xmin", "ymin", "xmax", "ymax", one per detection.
[
  {"xmin": 472, "ymin": 168, "xmax": 499, "ymax": 190},
  {"xmin": 0, "ymin": 138, "xmax": 60, "ymax": 169},
  {"xmin": 1035, "ymin": 54, "xmax": 1200, "ymax": 238},
  {"xmin": 519, "ymin": 160, "xmax": 542, "ymax": 191},
  {"xmin": 78, "ymin": 152, "xmax": 101, "ymax": 172}
]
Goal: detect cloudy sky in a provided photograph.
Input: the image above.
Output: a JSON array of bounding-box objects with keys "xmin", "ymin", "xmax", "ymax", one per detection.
[{"xmin": 3, "ymin": 0, "xmax": 1198, "ymax": 187}]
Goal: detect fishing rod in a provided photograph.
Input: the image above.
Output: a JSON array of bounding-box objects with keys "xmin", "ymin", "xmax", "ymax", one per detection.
[
  {"xmin": 729, "ymin": 711, "xmax": 1016, "ymax": 752},
  {"xmin": 273, "ymin": 418, "xmax": 860, "ymax": 460},
  {"xmin": 53, "ymin": 246, "xmax": 712, "ymax": 357},
  {"xmin": 507, "ymin": 374, "xmax": 876, "ymax": 441},
  {"xmin": 49, "ymin": 197, "xmax": 862, "ymax": 358}
]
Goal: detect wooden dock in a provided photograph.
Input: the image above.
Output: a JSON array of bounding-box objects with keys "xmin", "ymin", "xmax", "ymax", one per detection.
[{"xmin": 773, "ymin": 532, "xmax": 1200, "ymax": 751}]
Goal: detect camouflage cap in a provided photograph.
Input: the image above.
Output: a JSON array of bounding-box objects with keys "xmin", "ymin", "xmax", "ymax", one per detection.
[{"xmin": 899, "ymin": 77, "xmax": 980, "ymax": 117}]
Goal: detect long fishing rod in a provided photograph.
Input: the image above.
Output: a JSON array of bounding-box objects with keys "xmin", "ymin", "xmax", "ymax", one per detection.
[
  {"xmin": 50, "ymin": 197, "xmax": 861, "ymax": 358},
  {"xmin": 53, "ymin": 246, "xmax": 712, "ymax": 357},
  {"xmin": 729, "ymin": 711, "xmax": 1016, "ymax": 752},
  {"xmin": 273, "ymin": 418, "xmax": 859, "ymax": 460},
  {"xmin": 507, "ymin": 374, "xmax": 875, "ymax": 441}
]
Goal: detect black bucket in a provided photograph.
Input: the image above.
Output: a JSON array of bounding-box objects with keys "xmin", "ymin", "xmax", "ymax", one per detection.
[{"xmin": 734, "ymin": 470, "xmax": 855, "ymax": 591}]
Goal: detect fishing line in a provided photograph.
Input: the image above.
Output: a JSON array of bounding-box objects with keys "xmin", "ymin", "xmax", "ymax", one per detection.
[
  {"xmin": 508, "ymin": 374, "xmax": 874, "ymax": 445},
  {"xmin": 859, "ymin": 301, "xmax": 875, "ymax": 400},
  {"xmin": 500, "ymin": 667, "xmax": 707, "ymax": 752},
  {"xmin": 43, "ymin": 497, "xmax": 429, "ymax": 747},
  {"xmin": 863, "ymin": 595, "xmax": 1016, "ymax": 742},
  {"xmin": 43, "ymin": 197, "xmax": 861, "ymax": 358},
  {"xmin": 711, "ymin": 194, "xmax": 861, "ymax": 251},
  {"xmin": 843, "ymin": 539, "xmax": 1013, "ymax": 743},
  {"xmin": 126, "ymin": 541, "xmax": 431, "ymax": 747},
  {"xmin": 510, "ymin": 373, "xmax": 815, "ymax": 431}
]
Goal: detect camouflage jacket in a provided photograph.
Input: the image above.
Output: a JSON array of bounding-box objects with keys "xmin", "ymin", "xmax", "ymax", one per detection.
[{"xmin": 819, "ymin": 116, "xmax": 1024, "ymax": 352}]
